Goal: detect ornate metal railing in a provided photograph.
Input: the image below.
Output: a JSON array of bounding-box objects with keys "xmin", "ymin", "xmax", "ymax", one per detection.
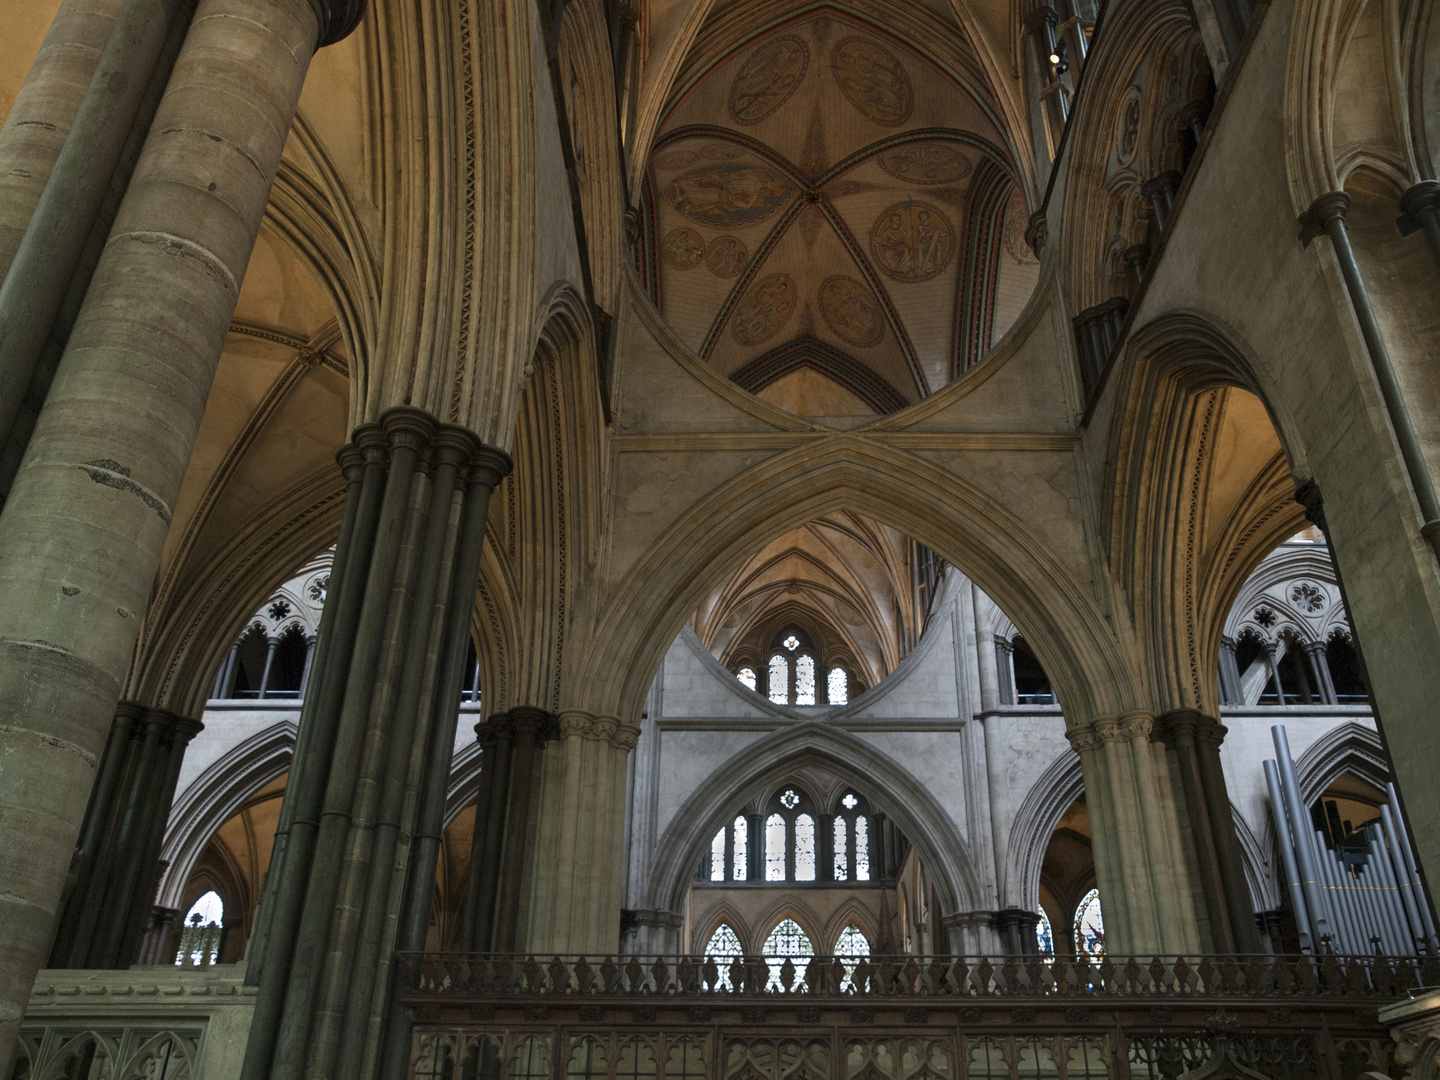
[
  {"xmin": 396, "ymin": 954, "xmax": 1421, "ymax": 1080},
  {"xmin": 397, "ymin": 951, "xmax": 1439, "ymax": 999}
]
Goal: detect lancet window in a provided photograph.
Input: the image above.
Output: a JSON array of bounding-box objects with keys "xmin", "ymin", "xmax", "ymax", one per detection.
[
  {"xmin": 701, "ymin": 787, "xmax": 876, "ymax": 884},
  {"xmin": 175, "ymin": 890, "xmax": 224, "ymax": 967},
  {"xmin": 1073, "ymin": 889, "xmax": 1105, "ymax": 958},
  {"xmin": 739, "ymin": 628, "xmax": 853, "ymax": 706},
  {"xmin": 762, "ymin": 918, "xmax": 814, "ymax": 990}
]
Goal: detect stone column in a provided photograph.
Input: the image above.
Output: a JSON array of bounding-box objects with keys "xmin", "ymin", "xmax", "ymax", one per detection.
[
  {"xmin": 238, "ymin": 413, "xmax": 510, "ymax": 1080},
  {"xmin": 213, "ymin": 640, "xmax": 239, "ymax": 699},
  {"xmin": 463, "ymin": 706, "xmax": 559, "ymax": 952},
  {"xmin": 1302, "ymin": 641, "xmax": 1337, "ymax": 704},
  {"xmin": 994, "ymin": 637, "xmax": 1015, "ymax": 706},
  {"xmin": 1301, "ymin": 191, "xmax": 1440, "ymax": 565},
  {"xmin": 1142, "ymin": 171, "xmax": 1181, "ymax": 232},
  {"xmin": 1123, "ymin": 244, "xmax": 1151, "ymax": 288},
  {"xmin": 1397, "ymin": 181, "xmax": 1440, "ymax": 273},
  {"xmin": 0, "ymin": 0, "xmax": 359, "ymax": 1064},
  {"xmin": 1152, "ymin": 711, "xmax": 1236, "ymax": 953},
  {"xmin": 524, "ymin": 712, "xmax": 641, "ymax": 954},
  {"xmin": 48, "ymin": 703, "xmax": 202, "ymax": 969},
  {"xmin": 1180, "ymin": 100, "xmax": 1210, "ymax": 144},
  {"xmin": 0, "ymin": 0, "xmax": 122, "ymax": 280},
  {"xmin": 1066, "ymin": 712, "xmax": 1202, "ymax": 955},
  {"xmin": 622, "ymin": 909, "xmax": 684, "ymax": 955},
  {"xmin": 1189, "ymin": 713, "xmax": 1263, "ymax": 953},
  {"xmin": 1218, "ymin": 637, "xmax": 1242, "ymax": 705},
  {"xmin": 940, "ymin": 911, "xmax": 1002, "ymax": 957},
  {"xmin": 256, "ymin": 635, "xmax": 280, "ymax": 699},
  {"xmin": 1262, "ymin": 642, "xmax": 1284, "ymax": 703}
]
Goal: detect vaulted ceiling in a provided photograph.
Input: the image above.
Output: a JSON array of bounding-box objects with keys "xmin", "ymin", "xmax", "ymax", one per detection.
[
  {"xmin": 644, "ymin": 7, "xmax": 1041, "ymax": 417},
  {"xmin": 690, "ymin": 511, "xmax": 938, "ymax": 690}
]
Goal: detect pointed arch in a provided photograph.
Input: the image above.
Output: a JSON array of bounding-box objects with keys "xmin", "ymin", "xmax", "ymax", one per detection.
[
  {"xmin": 1004, "ymin": 748, "xmax": 1085, "ymax": 911},
  {"xmin": 644, "ymin": 722, "xmax": 980, "ymax": 917},
  {"xmin": 156, "ymin": 722, "xmax": 297, "ymax": 911}
]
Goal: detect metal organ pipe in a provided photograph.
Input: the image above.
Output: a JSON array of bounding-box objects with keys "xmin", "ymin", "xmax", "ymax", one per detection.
[
  {"xmin": 1386, "ymin": 784, "xmax": 1439, "ymax": 948},
  {"xmin": 1271, "ymin": 726, "xmax": 1335, "ymax": 944},
  {"xmin": 1264, "ymin": 760, "xmax": 1313, "ymax": 952}
]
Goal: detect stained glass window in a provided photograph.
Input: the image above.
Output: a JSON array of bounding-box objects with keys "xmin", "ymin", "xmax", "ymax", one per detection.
[
  {"xmin": 833, "ymin": 816, "xmax": 848, "ymax": 881},
  {"xmin": 710, "ymin": 827, "xmax": 726, "ymax": 882},
  {"xmin": 175, "ymin": 890, "xmax": 224, "ymax": 966},
  {"xmin": 795, "ymin": 814, "xmax": 816, "ymax": 881},
  {"xmin": 704, "ymin": 923, "xmax": 743, "ymax": 992},
  {"xmin": 732, "ymin": 816, "xmax": 748, "ymax": 880},
  {"xmin": 762, "ymin": 918, "xmax": 814, "ymax": 990},
  {"xmin": 835, "ymin": 924, "xmax": 870, "ymax": 992},
  {"xmin": 1074, "ymin": 889, "xmax": 1105, "ymax": 958},
  {"xmin": 855, "ymin": 816, "xmax": 870, "ymax": 880},
  {"xmin": 780, "ymin": 789, "xmax": 800, "ymax": 809},
  {"xmin": 737, "ymin": 667, "xmax": 756, "ymax": 691},
  {"xmin": 1036, "ymin": 910, "xmax": 1055, "ymax": 957},
  {"xmin": 828, "ymin": 667, "xmax": 848, "ymax": 704},
  {"xmin": 783, "ymin": 635, "xmax": 800, "ymax": 651},
  {"xmin": 765, "ymin": 813, "xmax": 786, "ymax": 880},
  {"xmin": 768, "ymin": 655, "xmax": 789, "ymax": 704},
  {"xmin": 795, "ymin": 654, "xmax": 816, "ymax": 705}
]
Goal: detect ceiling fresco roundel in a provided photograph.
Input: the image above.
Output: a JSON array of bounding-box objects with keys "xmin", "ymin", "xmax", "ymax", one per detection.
[
  {"xmin": 819, "ymin": 276, "xmax": 886, "ymax": 347},
  {"xmin": 869, "ymin": 200, "xmax": 954, "ymax": 283},
  {"xmin": 662, "ymin": 228, "xmax": 705, "ymax": 270},
  {"xmin": 732, "ymin": 274, "xmax": 797, "ymax": 345},
  {"xmin": 831, "ymin": 38, "xmax": 913, "ymax": 127},
  {"xmin": 663, "ymin": 162, "xmax": 793, "ymax": 229},
  {"xmin": 728, "ymin": 36, "xmax": 810, "ymax": 124},
  {"xmin": 705, "ymin": 236, "xmax": 749, "ymax": 277},
  {"xmin": 645, "ymin": 11, "xmax": 1042, "ymax": 418},
  {"xmin": 877, "ymin": 141, "xmax": 973, "ymax": 185}
]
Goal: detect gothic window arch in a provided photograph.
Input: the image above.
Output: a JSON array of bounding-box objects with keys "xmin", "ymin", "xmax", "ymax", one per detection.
[
  {"xmin": 1010, "ymin": 636, "xmax": 1054, "ymax": 705},
  {"xmin": 1035, "ymin": 910, "xmax": 1055, "ymax": 957},
  {"xmin": 175, "ymin": 890, "xmax": 224, "ymax": 967},
  {"xmin": 702, "ymin": 787, "xmax": 880, "ymax": 885},
  {"xmin": 1326, "ymin": 630, "xmax": 1368, "ymax": 703},
  {"xmin": 1073, "ymin": 888, "xmax": 1105, "ymax": 958},
  {"xmin": 761, "ymin": 917, "xmax": 814, "ymax": 989}
]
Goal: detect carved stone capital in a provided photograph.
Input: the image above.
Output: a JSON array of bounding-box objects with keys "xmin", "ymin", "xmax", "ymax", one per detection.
[
  {"xmin": 1300, "ymin": 191, "xmax": 1351, "ymax": 237},
  {"xmin": 1068, "ymin": 711, "xmax": 1154, "ymax": 751},
  {"xmin": 1400, "ymin": 180, "xmax": 1440, "ymax": 220},
  {"xmin": 557, "ymin": 710, "xmax": 642, "ymax": 750},
  {"xmin": 1024, "ymin": 211, "xmax": 1047, "ymax": 257},
  {"xmin": 309, "ymin": 0, "xmax": 367, "ymax": 48},
  {"xmin": 468, "ymin": 445, "xmax": 515, "ymax": 491},
  {"xmin": 625, "ymin": 908, "xmax": 684, "ymax": 931},
  {"xmin": 1155, "ymin": 708, "xmax": 1224, "ymax": 749}
]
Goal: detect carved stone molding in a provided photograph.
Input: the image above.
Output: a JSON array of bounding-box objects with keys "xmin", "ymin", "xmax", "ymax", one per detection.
[
  {"xmin": 557, "ymin": 710, "xmax": 642, "ymax": 750},
  {"xmin": 1066, "ymin": 711, "xmax": 1156, "ymax": 752}
]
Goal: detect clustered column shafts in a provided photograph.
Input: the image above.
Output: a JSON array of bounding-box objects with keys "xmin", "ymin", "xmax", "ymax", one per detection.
[
  {"xmin": 1301, "ymin": 191, "xmax": 1440, "ymax": 568},
  {"xmin": 1155, "ymin": 709, "xmax": 1261, "ymax": 954},
  {"xmin": 461, "ymin": 707, "xmax": 560, "ymax": 953},
  {"xmin": 0, "ymin": 0, "xmax": 195, "ymax": 465},
  {"xmin": 1065, "ymin": 712, "xmax": 1202, "ymax": 956},
  {"xmin": 0, "ymin": 0, "xmax": 329, "ymax": 1065},
  {"xmin": 47, "ymin": 702, "xmax": 201, "ymax": 969},
  {"xmin": 0, "ymin": 0, "xmax": 122, "ymax": 281},
  {"xmin": 1397, "ymin": 181, "xmax": 1440, "ymax": 273},
  {"xmin": 239, "ymin": 409, "xmax": 512, "ymax": 1080}
]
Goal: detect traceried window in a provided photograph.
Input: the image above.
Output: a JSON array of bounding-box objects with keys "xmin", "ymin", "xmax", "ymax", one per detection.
[
  {"xmin": 737, "ymin": 667, "xmax": 757, "ymax": 691},
  {"xmin": 694, "ymin": 787, "xmax": 894, "ymax": 889},
  {"xmin": 768, "ymin": 655, "xmax": 789, "ymax": 704},
  {"xmin": 704, "ymin": 923, "xmax": 743, "ymax": 989},
  {"xmin": 175, "ymin": 890, "xmax": 224, "ymax": 966},
  {"xmin": 1074, "ymin": 889, "xmax": 1105, "ymax": 958},
  {"xmin": 794, "ymin": 814, "xmax": 816, "ymax": 880},
  {"xmin": 834, "ymin": 924, "xmax": 871, "ymax": 992},
  {"xmin": 795, "ymin": 654, "xmax": 816, "ymax": 705},
  {"xmin": 763, "ymin": 628, "xmax": 848, "ymax": 705},
  {"xmin": 762, "ymin": 918, "xmax": 814, "ymax": 990},
  {"xmin": 1036, "ymin": 910, "xmax": 1055, "ymax": 957},
  {"xmin": 765, "ymin": 813, "xmax": 786, "ymax": 880}
]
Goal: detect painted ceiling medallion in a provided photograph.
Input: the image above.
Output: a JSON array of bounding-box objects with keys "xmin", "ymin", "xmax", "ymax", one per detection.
[
  {"xmin": 877, "ymin": 140, "xmax": 972, "ymax": 185},
  {"xmin": 732, "ymin": 274, "xmax": 798, "ymax": 345},
  {"xmin": 662, "ymin": 228, "xmax": 705, "ymax": 270},
  {"xmin": 728, "ymin": 36, "xmax": 810, "ymax": 125},
  {"xmin": 819, "ymin": 276, "xmax": 886, "ymax": 347},
  {"xmin": 706, "ymin": 235, "xmax": 749, "ymax": 277},
  {"xmin": 654, "ymin": 148, "xmax": 699, "ymax": 171},
  {"xmin": 831, "ymin": 37, "xmax": 913, "ymax": 127},
  {"xmin": 869, "ymin": 200, "xmax": 954, "ymax": 283},
  {"xmin": 663, "ymin": 161, "xmax": 793, "ymax": 229}
]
